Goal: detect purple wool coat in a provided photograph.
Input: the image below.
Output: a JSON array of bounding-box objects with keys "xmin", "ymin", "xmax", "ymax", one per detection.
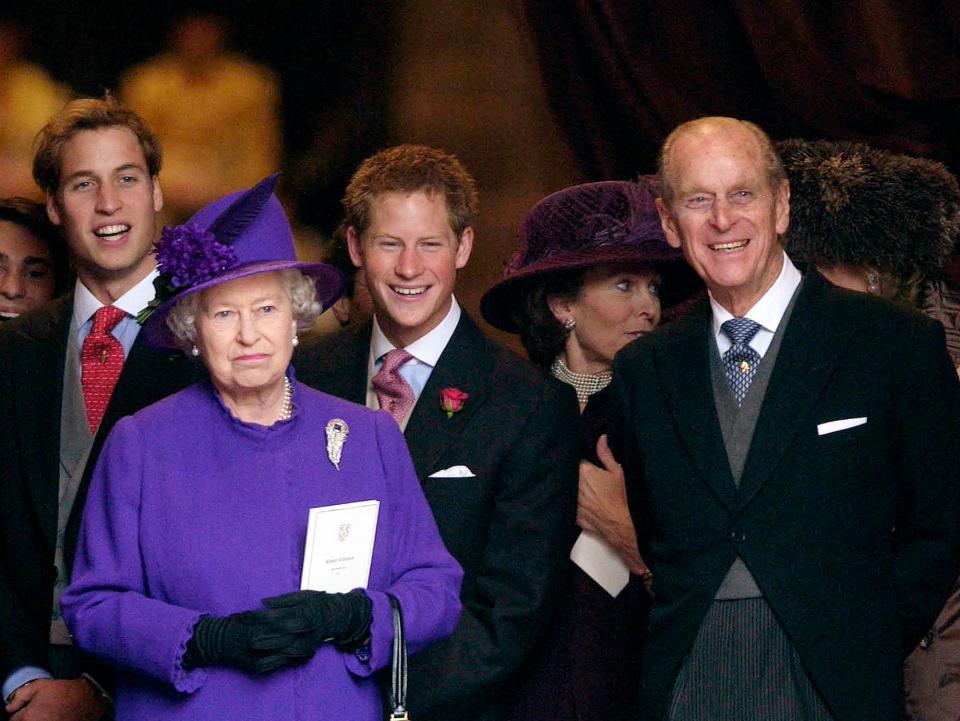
[{"xmin": 61, "ymin": 378, "xmax": 463, "ymax": 721}]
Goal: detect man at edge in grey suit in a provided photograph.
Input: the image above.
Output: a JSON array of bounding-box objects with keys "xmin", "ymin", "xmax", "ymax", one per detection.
[{"xmin": 0, "ymin": 96, "xmax": 201, "ymax": 721}]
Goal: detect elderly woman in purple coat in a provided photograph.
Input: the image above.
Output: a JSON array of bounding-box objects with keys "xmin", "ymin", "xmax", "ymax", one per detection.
[{"xmin": 60, "ymin": 175, "xmax": 463, "ymax": 721}]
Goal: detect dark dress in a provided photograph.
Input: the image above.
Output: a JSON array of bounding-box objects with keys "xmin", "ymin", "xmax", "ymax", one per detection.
[{"xmin": 506, "ymin": 385, "xmax": 649, "ymax": 721}]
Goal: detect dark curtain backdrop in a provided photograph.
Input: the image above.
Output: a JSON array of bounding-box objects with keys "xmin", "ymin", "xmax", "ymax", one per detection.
[
  {"xmin": 4, "ymin": 0, "xmax": 394, "ymax": 235},
  {"xmin": 521, "ymin": 0, "xmax": 960, "ymax": 179}
]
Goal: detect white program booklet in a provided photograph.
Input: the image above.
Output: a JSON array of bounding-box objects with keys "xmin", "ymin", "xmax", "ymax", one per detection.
[
  {"xmin": 569, "ymin": 530, "xmax": 630, "ymax": 598},
  {"xmin": 301, "ymin": 500, "xmax": 380, "ymax": 593}
]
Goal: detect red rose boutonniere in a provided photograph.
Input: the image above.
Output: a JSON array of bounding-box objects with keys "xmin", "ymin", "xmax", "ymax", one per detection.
[{"xmin": 440, "ymin": 387, "xmax": 469, "ymax": 419}]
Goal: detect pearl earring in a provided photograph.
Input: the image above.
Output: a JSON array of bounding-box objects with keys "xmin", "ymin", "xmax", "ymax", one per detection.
[
  {"xmin": 292, "ymin": 335, "xmax": 299, "ymax": 347},
  {"xmin": 191, "ymin": 345, "xmax": 200, "ymax": 357}
]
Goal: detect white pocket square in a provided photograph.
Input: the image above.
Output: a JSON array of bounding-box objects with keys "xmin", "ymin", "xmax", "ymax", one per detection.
[
  {"xmin": 428, "ymin": 465, "xmax": 476, "ymax": 478},
  {"xmin": 817, "ymin": 417, "xmax": 867, "ymax": 436}
]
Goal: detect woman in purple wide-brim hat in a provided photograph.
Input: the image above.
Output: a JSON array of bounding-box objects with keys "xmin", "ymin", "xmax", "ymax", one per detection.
[
  {"xmin": 61, "ymin": 175, "xmax": 463, "ymax": 721},
  {"xmin": 482, "ymin": 178, "xmax": 702, "ymax": 721}
]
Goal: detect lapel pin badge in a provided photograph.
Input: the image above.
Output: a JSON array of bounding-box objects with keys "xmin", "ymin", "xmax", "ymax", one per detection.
[{"xmin": 325, "ymin": 418, "xmax": 349, "ymax": 470}]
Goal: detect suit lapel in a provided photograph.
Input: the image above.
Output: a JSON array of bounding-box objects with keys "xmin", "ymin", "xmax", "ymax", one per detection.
[
  {"xmin": 404, "ymin": 314, "xmax": 492, "ymax": 480},
  {"xmin": 11, "ymin": 297, "xmax": 72, "ymax": 550},
  {"xmin": 736, "ymin": 274, "xmax": 853, "ymax": 511},
  {"xmin": 656, "ymin": 301, "xmax": 740, "ymax": 512}
]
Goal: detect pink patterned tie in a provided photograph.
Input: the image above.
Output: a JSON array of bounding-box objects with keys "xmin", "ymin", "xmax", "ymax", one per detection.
[
  {"xmin": 372, "ymin": 349, "xmax": 415, "ymax": 425},
  {"xmin": 81, "ymin": 305, "xmax": 127, "ymax": 432}
]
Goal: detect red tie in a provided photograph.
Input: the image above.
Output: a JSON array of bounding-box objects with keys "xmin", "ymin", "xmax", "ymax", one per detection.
[
  {"xmin": 81, "ymin": 306, "xmax": 127, "ymax": 432},
  {"xmin": 372, "ymin": 349, "xmax": 415, "ymax": 425}
]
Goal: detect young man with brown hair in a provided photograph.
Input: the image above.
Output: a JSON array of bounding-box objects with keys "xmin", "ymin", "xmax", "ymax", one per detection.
[
  {"xmin": 297, "ymin": 145, "xmax": 578, "ymax": 721},
  {"xmin": 0, "ymin": 95, "xmax": 201, "ymax": 720},
  {"xmin": 0, "ymin": 197, "xmax": 68, "ymax": 320}
]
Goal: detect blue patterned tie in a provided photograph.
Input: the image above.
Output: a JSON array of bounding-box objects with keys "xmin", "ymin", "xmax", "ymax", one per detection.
[{"xmin": 721, "ymin": 317, "xmax": 762, "ymax": 406}]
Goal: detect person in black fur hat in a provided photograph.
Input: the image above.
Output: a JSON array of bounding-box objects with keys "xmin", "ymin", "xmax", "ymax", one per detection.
[
  {"xmin": 778, "ymin": 138, "xmax": 960, "ymax": 305},
  {"xmin": 779, "ymin": 137, "xmax": 960, "ymax": 721}
]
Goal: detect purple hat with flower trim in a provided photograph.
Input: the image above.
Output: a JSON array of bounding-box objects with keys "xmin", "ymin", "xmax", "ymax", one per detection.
[
  {"xmin": 481, "ymin": 178, "xmax": 703, "ymax": 332},
  {"xmin": 139, "ymin": 174, "xmax": 344, "ymax": 349}
]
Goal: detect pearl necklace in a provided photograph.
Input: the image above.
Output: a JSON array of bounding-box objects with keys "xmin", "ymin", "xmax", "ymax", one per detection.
[
  {"xmin": 550, "ymin": 356, "xmax": 612, "ymax": 405},
  {"xmin": 278, "ymin": 376, "xmax": 293, "ymax": 421}
]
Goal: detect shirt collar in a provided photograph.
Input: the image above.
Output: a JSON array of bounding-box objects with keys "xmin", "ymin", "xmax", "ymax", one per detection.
[
  {"xmin": 370, "ymin": 296, "xmax": 462, "ymax": 367},
  {"xmin": 73, "ymin": 268, "xmax": 160, "ymax": 329},
  {"xmin": 710, "ymin": 250, "xmax": 801, "ymax": 336}
]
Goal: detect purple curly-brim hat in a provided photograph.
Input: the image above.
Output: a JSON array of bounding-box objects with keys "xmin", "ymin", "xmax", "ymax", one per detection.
[
  {"xmin": 480, "ymin": 179, "xmax": 703, "ymax": 332},
  {"xmin": 141, "ymin": 174, "xmax": 344, "ymax": 349}
]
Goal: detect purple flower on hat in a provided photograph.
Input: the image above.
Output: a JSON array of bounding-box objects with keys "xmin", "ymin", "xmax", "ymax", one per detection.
[
  {"xmin": 155, "ymin": 222, "xmax": 237, "ymax": 289},
  {"xmin": 135, "ymin": 223, "xmax": 237, "ymax": 325}
]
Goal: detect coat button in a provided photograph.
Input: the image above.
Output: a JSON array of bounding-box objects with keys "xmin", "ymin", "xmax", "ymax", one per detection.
[
  {"xmin": 919, "ymin": 629, "xmax": 935, "ymax": 649},
  {"xmin": 728, "ymin": 529, "xmax": 746, "ymax": 543}
]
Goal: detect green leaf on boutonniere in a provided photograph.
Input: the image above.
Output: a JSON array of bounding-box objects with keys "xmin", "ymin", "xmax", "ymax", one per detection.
[
  {"xmin": 135, "ymin": 274, "xmax": 178, "ymax": 325},
  {"xmin": 439, "ymin": 387, "xmax": 469, "ymax": 419}
]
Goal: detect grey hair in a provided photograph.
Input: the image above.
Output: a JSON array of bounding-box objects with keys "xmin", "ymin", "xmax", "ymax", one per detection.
[{"xmin": 165, "ymin": 268, "xmax": 322, "ymax": 351}]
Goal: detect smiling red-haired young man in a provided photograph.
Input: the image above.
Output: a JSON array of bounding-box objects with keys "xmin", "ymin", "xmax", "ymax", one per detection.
[{"xmin": 297, "ymin": 145, "xmax": 579, "ymax": 721}]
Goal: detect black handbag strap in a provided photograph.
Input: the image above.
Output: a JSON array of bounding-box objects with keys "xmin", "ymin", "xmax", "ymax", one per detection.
[{"xmin": 388, "ymin": 595, "xmax": 408, "ymax": 720}]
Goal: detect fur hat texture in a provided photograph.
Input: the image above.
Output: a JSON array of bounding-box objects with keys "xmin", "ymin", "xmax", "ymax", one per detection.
[{"xmin": 778, "ymin": 138, "xmax": 960, "ymax": 279}]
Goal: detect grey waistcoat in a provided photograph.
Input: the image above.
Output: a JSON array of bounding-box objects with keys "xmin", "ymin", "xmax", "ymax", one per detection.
[
  {"xmin": 51, "ymin": 326, "xmax": 96, "ymax": 644},
  {"xmin": 709, "ymin": 283, "xmax": 800, "ymax": 599}
]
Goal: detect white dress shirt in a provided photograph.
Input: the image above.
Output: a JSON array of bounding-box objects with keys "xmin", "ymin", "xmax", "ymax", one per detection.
[
  {"xmin": 72, "ymin": 269, "xmax": 159, "ymax": 356},
  {"xmin": 710, "ymin": 251, "xmax": 801, "ymax": 359}
]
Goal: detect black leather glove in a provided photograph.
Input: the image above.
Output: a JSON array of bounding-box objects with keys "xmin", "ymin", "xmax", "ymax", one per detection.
[
  {"xmin": 256, "ymin": 590, "xmax": 373, "ymax": 652},
  {"xmin": 183, "ymin": 611, "xmax": 295, "ymax": 674}
]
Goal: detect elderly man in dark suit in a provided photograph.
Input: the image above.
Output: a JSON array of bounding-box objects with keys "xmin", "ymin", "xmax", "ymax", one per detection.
[
  {"xmin": 609, "ymin": 116, "xmax": 960, "ymax": 721},
  {"xmin": 0, "ymin": 96, "xmax": 201, "ymax": 721},
  {"xmin": 296, "ymin": 144, "xmax": 578, "ymax": 721}
]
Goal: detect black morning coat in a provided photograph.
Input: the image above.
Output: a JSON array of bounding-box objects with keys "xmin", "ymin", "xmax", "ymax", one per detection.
[{"xmin": 608, "ymin": 271, "xmax": 960, "ymax": 721}]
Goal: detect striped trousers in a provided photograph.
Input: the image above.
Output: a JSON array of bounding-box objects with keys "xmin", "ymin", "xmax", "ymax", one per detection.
[{"xmin": 668, "ymin": 597, "xmax": 834, "ymax": 721}]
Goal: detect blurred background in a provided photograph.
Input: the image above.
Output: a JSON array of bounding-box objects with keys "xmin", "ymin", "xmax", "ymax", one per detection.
[{"xmin": 2, "ymin": 0, "xmax": 958, "ymax": 348}]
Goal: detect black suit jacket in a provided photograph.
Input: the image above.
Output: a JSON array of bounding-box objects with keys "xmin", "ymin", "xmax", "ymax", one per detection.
[
  {"xmin": 0, "ymin": 295, "xmax": 203, "ymax": 685},
  {"xmin": 610, "ymin": 272, "xmax": 960, "ymax": 721},
  {"xmin": 296, "ymin": 313, "xmax": 579, "ymax": 721}
]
